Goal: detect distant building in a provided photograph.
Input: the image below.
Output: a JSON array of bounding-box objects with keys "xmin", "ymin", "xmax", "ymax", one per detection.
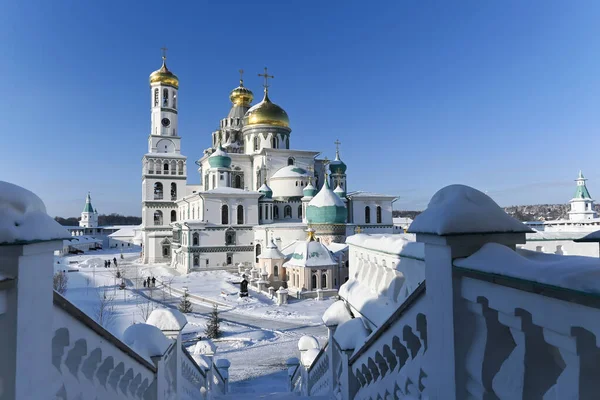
[{"xmin": 393, "ymin": 217, "xmax": 413, "ymax": 233}]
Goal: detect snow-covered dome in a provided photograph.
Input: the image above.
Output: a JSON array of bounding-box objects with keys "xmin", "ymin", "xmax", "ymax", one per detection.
[
  {"xmin": 306, "ymin": 180, "xmax": 347, "ymax": 224},
  {"xmin": 258, "ymin": 239, "xmax": 285, "ymax": 259},
  {"xmin": 270, "ymin": 166, "xmax": 311, "ymax": 199},
  {"xmin": 0, "ymin": 181, "xmax": 70, "ymax": 245},
  {"xmin": 208, "ymin": 146, "xmax": 231, "ymax": 169},
  {"xmin": 258, "ymin": 182, "xmax": 273, "ymax": 199},
  {"xmin": 334, "ymin": 184, "xmax": 346, "ymax": 198},
  {"xmin": 303, "ymin": 181, "xmax": 317, "ymax": 198},
  {"xmin": 285, "ymin": 231, "xmax": 337, "ymax": 268},
  {"xmin": 146, "ymin": 308, "xmax": 188, "ymax": 331}
]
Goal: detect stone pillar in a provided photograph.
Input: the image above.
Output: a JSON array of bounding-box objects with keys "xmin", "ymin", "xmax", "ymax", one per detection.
[
  {"xmin": 0, "ymin": 240, "xmax": 62, "ymax": 400},
  {"xmin": 268, "ymin": 286, "xmax": 275, "ymax": 298},
  {"xmin": 286, "ymin": 357, "xmax": 300, "ymax": 391},
  {"xmin": 277, "ymin": 288, "xmax": 289, "ymax": 305},
  {"xmin": 215, "ymin": 359, "xmax": 231, "ymax": 393},
  {"xmin": 316, "ymin": 288, "xmax": 324, "ymax": 301}
]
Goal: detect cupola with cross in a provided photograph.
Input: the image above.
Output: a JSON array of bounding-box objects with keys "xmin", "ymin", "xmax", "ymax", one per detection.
[
  {"xmin": 242, "ymin": 67, "xmax": 291, "ymax": 155},
  {"xmin": 329, "ymin": 139, "xmax": 347, "ymax": 193}
]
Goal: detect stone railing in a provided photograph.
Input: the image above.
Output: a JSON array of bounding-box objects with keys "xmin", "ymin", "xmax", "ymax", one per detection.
[
  {"xmin": 211, "ymin": 361, "xmax": 229, "ymax": 395},
  {"xmin": 51, "ymin": 292, "xmax": 158, "ymax": 399},
  {"xmin": 290, "ymin": 359, "xmax": 303, "ymax": 394},
  {"xmin": 453, "ymin": 265, "xmax": 600, "ymax": 399},
  {"xmin": 307, "ymin": 341, "xmax": 331, "ymax": 396},
  {"xmin": 181, "ymin": 346, "xmax": 207, "ymax": 397}
]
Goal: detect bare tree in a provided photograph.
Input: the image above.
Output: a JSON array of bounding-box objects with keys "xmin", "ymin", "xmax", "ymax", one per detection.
[
  {"xmin": 95, "ymin": 290, "xmax": 116, "ymax": 328},
  {"xmin": 165, "ymin": 276, "xmax": 176, "ymax": 299},
  {"xmin": 53, "ymin": 271, "xmax": 68, "ymax": 295},
  {"xmin": 137, "ymin": 297, "xmax": 157, "ymax": 322}
]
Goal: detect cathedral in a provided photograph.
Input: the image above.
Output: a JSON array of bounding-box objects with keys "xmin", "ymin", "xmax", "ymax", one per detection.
[{"xmin": 140, "ymin": 53, "xmax": 396, "ymax": 293}]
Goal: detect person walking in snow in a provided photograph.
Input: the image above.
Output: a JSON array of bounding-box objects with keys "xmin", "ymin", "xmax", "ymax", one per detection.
[
  {"xmin": 104, "ymin": 260, "xmax": 107, "ymax": 268},
  {"xmin": 151, "ymin": 277, "xmax": 156, "ymax": 287},
  {"xmin": 114, "ymin": 260, "xmax": 118, "ymax": 268},
  {"xmin": 143, "ymin": 280, "xmax": 147, "ymax": 288},
  {"xmin": 147, "ymin": 277, "xmax": 151, "ymax": 287},
  {"xmin": 107, "ymin": 260, "xmax": 111, "ymax": 267},
  {"xmin": 113, "ymin": 257, "xmax": 117, "ymax": 265}
]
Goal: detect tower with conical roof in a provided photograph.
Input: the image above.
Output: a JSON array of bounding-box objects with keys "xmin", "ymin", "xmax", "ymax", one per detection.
[
  {"xmin": 141, "ymin": 49, "xmax": 188, "ymax": 263},
  {"xmin": 568, "ymin": 170, "xmax": 597, "ymax": 221},
  {"xmin": 329, "ymin": 139, "xmax": 347, "ymax": 193},
  {"xmin": 79, "ymin": 192, "xmax": 98, "ymax": 228}
]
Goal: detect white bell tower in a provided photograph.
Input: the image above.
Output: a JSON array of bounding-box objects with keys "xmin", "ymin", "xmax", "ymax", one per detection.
[
  {"xmin": 568, "ymin": 170, "xmax": 597, "ymax": 221},
  {"xmin": 141, "ymin": 49, "xmax": 187, "ymax": 263}
]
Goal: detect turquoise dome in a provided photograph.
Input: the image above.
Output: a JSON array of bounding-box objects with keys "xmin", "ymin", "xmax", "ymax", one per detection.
[
  {"xmin": 303, "ymin": 182, "xmax": 317, "ymax": 198},
  {"xmin": 258, "ymin": 182, "xmax": 273, "ymax": 199},
  {"xmin": 208, "ymin": 146, "xmax": 231, "ymax": 168},
  {"xmin": 329, "ymin": 151, "xmax": 347, "ymax": 174},
  {"xmin": 306, "ymin": 180, "xmax": 347, "ymax": 224}
]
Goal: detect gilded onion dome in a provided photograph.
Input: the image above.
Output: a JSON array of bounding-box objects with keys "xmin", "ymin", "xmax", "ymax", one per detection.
[
  {"xmin": 244, "ymin": 90, "xmax": 290, "ymax": 128},
  {"xmin": 230, "ymin": 79, "xmax": 254, "ymax": 107},
  {"xmin": 149, "ymin": 57, "xmax": 179, "ymax": 89}
]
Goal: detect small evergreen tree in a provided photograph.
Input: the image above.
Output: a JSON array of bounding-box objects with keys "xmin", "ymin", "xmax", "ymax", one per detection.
[
  {"xmin": 205, "ymin": 304, "xmax": 221, "ymax": 339},
  {"xmin": 178, "ymin": 291, "xmax": 193, "ymax": 313}
]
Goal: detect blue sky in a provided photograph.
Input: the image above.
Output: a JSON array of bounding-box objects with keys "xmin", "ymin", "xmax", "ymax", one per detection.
[{"xmin": 2, "ymin": 1, "xmax": 600, "ymax": 217}]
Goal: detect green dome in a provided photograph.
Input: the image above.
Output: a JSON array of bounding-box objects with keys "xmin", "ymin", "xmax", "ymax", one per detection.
[
  {"xmin": 258, "ymin": 182, "xmax": 273, "ymax": 199},
  {"xmin": 306, "ymin": 180, "xmax": 346, "ymax": 224},
  {"xmin": 329, "ymin": 150, "xmax": 347, "ymax": 174},
  {"xmin": 303, "ymin": 182, "xmax": 317, "ymax": 198},
  {"xmin": 208, "ymin": 146, "xmax": 231, "ymax": 168}
]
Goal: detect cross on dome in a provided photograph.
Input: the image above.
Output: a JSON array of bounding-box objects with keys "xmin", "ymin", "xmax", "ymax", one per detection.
[
  {"xmin": 239, "ymin": 69, "xmax": 244, "ymax": 85},
  {"xmin": 160, "ymin": 46, "xmax": 168, "ymax": 61},
  {"xmin": 258, "ymin": 67, "xmax": 274, "ymax": 92}
]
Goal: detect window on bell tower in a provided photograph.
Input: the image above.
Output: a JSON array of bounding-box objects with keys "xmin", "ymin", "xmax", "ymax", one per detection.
[
  {"xmin": 173, "ymin": 93, "xmax": 177, "ymax": 109},
  {"xmin": 154, "ymin": 89, "xmax": 159, "ymax": 107},
  {"xmin": 163, "ymin": 89, "xmax": 169, "ymax": 107}
]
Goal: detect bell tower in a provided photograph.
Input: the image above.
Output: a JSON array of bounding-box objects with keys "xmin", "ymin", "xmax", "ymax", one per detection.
[{"xmin": 141, "ymin": 49, "xmax": 187, "ymax": 263}]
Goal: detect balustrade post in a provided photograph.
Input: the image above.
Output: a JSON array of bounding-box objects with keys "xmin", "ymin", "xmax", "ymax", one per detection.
[
  {"xmin": 338, "ymin": 348, "xmax": 357, "ymax": 400},
  {"xmin": 286, "ymin": 357, "xmax": 300, "ymax": 392}
]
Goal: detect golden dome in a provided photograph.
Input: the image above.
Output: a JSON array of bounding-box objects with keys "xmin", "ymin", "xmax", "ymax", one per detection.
[
  {"xmin": 229, "ymin": 80, "xmax": 254, "ymax": 107},
  {"xmin": 244, "ymin": 90, "xmax": 290, "ymax": 128},
  {"xmin": 149, "ymin": 58, "xmax": 179, "ymax": 89}
]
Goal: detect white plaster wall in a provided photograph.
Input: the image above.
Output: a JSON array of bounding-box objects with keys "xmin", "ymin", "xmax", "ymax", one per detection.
[
  {"xmin": 351, "ymin": 199, "xmax": 393, "ymax": 226},
  {"xmin": 519, "ymin": 240, "xmax": 599, "ymax": 257}
]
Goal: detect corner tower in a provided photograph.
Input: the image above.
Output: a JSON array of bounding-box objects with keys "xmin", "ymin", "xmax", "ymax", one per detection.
[
  {"xmin": 79, "ymin": 192, "xmax": 98, "ymax": 228},
  {"xmin": 568, "ymin": 170, "xmax": 597, "ymax": 221},
  {"xmin": 141, "ymin": 49, "xmax": 187, "ymax": 263}
]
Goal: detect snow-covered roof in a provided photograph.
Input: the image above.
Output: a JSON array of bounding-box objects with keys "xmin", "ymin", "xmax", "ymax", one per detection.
[
  {"xmin": 284, "ymin": 239, "xmax": 337, "ymax": 268},
  {"xmin": 143, "ymin": 152, "xmax": 186, "ymax": 159},
  {"xmin": 257, "ymin": 239, "xmax": 286, "ymax": 259},
  {"xmin": 65, "ymin": 235, "xmax": 103, "ymax": 245},
  {"xmin": 346, "ymin": 234, "xmax": 423, "ymax": 259},
  {"xmin": 108, "ymin": 225, "xmax": 140, "ymax": 238},
  {"xmin": 333, "ymin": 317, "xmax": 370, "ymax": 352},
  {"xmin": 146, "ymin": 308, "xmax": 188, "ymax": 331},
  {"xmin": 408, "ymin": 184, "xmax": 534, "ymax": 236},
  {"xmin": 123, "ymin": 323, "xmax": 173, "ymax": 362},
  {"xmin": 322, "ymin": 300, "xmax": 353, "ymax": 327},
  {"xmin": 271, "ymin": 166, "xmax": 310, "ymax": 179},
  {"xmin": 527, "ymin": 231, "xmax": 588, "ymax": 241},
  {"xmin": 346, "ymin": 191, "xmax": 397, "ymax": 199},
  {"xmin": 393, "ymin": 217, "xmax": 413, "ymax": 224},
  {"xmin": 455, "ymin": 243, "xmax": 600, "ymax": 295},
  {"xmin": 204, "ymin": 187, "xmax": 260, "ymax": 196},
  {"xmin": 575, "ymin": 230, "xmax": 600, "ymax": 243},
  {"xmin": 325, "ymin": 242, "xmax": 349, "ymax": 254},
  {"xmin": 0, "ymin": 181, "xmax": 70, "ymax": 245}
]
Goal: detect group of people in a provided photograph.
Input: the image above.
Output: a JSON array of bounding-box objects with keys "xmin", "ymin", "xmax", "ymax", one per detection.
[
  {"xmin": 103, "ymin": 257, "xmax": 118, "ymax": 268},
  {"xmin": 143, "ymin": 276, "xmax": 156, "ymax": 288}
]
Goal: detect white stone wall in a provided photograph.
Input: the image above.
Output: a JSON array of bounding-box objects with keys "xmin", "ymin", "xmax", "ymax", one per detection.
[{"xmin": 519, "ymin": 240, "xmax": 599, "ymax": 257}]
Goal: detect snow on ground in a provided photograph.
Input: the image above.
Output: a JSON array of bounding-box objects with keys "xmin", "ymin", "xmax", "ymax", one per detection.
[{"xmin": 56, "ymin": 247, "xmax": 330, "ymax": 391}]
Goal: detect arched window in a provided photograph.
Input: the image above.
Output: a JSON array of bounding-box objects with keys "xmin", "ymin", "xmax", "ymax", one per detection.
[
  {"xmin": 311, "ymin": 275, "xmax": 317, "ymax": 290},
  {"xmin": 154, "ymin": 183, "xmax": 163, "ymax": 200},
  {"xmin": 171, "ymin": 183, "xmax": 177, "ymax": 200},
  {"xmin": 221, "ymin": 205, "xmax": 229, "ymax": 225},
  {"xmin": 192, "ymin": 233, "xmax": 199, "ymax": 246},
  {"xmin": 212, "ymin": 175, "xmax": 216, "ymax": 189},
  {"xmin": 287, "ymin": 157, "xmax": 294, "ymax": 166},
  {"xmin": 271, "ymin": 137, "xmax": 277, "ymax": 148},
  {"xmin": 163, "ymin": 246, "xmax": 169, "ymax": 257},
  {"xmin": 254, "ymin": 136, "xmax": 259, "ymax": 151},
  {"xmin": 284, "ymin": 205, "xmax": 292, "ymax": 218},
  {"xmin": 237, "ymin": 205, "xmax": 244, "ymax": 224},
  {"xmin": 235, "ymin": 175, "xmax": 242, "ymax": 189},
  {"xmin": 193, "ymin": 255, "xmax": 199, "ymax": 267},
  {"xmin": 274, "ymin": 206, "xmax": 279, "ymax": 219},
  {"xmin": 171, "ymin": 210, "xmax": 176, "ymax": 222},
  {"xmin": 154, "ymin": 88, "xmax": 159, "ymax": 107},
  {"xmin": 322, "ymin": 273, "xmax": 327, "ymax": 288},
  {"xmin": 226, "ymin": 230, "xmax": 236, "ymax": 245},
  {"xmin": 163, "ymin": 163, "xmax": 169, "ymax": 174},
  {"xmin": 376, "ymin": 206, "xmax": 382, "ymax": 223},
  {"xmin": 173, "ymin": 93, "xmax": 177, "ymax": 109},
  {"xmin": 178, "ymin": 160, "xmax": 184, "ymax": 175},
  {"xmin": 286, "ymin": 137, "xmax": 290, "ymax": 149},
  {"xmin": 365, "ymin": 206, "xmax": 371, "ymax": 224},
  {"xmin": 274, "ymin": 265, "xmax": 279, "ymax": 277},
  {"xmin": 163, "ymin": 88, "xmax": 169, "ymax": 107},
  {"xmin": 204, "ymin": 174, "xmax": 209, "ymax": 189},
  {"xmin": 298, "ymin": 205, "xmax": 303, "ymax": 219},
  {"xmin": 154, "ymin": 210, "xmax": 163, "ymax": 226},
  {"xmin": 256, "ymin": 244, "xmax": 262, "ymax": 263},
  {"xmin": 259, "ymin": 205, "xmax": 263, "ymax": 220}
]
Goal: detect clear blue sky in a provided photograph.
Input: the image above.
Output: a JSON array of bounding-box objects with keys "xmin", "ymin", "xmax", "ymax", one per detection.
[{"xmin": 2, "ymin": 1, "xmax": 600, "ymax": 217}]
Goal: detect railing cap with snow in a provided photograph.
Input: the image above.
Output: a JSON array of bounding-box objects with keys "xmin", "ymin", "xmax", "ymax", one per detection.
[
  {"xmin": 298, "ymin": 335, "xmax": 320, "ymax": 351},
  {"xmin": 0, "ymin": 181, "xmax": 71, "ymax": 245},
  {"xmin": 408, "ymin": 184, "xmax": 533, "ymax": 236},
  {"xmin": 146, "ymin": 308, "xmax": 188, "ymax": 332}
]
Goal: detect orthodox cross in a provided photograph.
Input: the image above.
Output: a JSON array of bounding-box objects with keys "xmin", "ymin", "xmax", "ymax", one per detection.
[
  {"xmin": 307, "ymin": 165, "xmax": 314, "ymax": 183},
  {"xmin": 160, "ymin": 46, "xmax": 168, "ymax": 61},
  {"xmin": 334, "ymin": 139, "xmax": 341, "ymax": 153},
  {"xmin": 239, "ymin": 69, "xmax": 244, "ymax": 85},
  {"xmin": 258, "ymin": 67, "xmax": 274, "ymax": 91}
]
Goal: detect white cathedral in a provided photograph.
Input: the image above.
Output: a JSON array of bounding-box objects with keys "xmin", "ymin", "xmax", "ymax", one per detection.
[{"xmin": 140, "ymin": 54, "xmax": 396, "ymax": 291}]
